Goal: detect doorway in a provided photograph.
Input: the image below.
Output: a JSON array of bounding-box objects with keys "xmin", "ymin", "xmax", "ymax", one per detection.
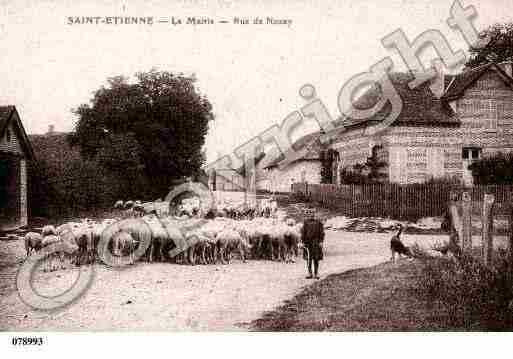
[{"xmin": 0, "ymin": 157, "xmax": 20, "ymax": 229}]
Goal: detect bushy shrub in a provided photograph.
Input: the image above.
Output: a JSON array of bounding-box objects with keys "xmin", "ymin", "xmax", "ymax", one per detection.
[
  {"xmin": 418, "ymin": 253, "xmax": 513, "ymax": 330},
  {"xmin": 469, "ymin": 152, "xmax": 513, "ymax": 185},
  {"xmin": 424, "ymin": 175, "xmax": 464, "ymax": 187}
]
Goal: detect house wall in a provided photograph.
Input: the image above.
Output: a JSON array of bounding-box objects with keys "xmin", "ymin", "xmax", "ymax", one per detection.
[
  {"xmin": 454, "ymin": 69, "xmax": 513, "ymax": 152},
  {"xmin": 332, "ymin": 125, "xmax": 498, "ymax": 185},
  {"xmin": 0, "ymin": 156, "xmax": 21, "ymax": 230},
  {"xmin": 1, "ymin": 113, "xmax": 29, "ymax": 229},
  {"xmin": 261, "ymin": 160, "xmax": 321, "ymax": 193},
  {"xmin": 19, "ymin": 159, "xmax": 27, "ymax": 226},
  {"xmin": 331, "ymin": 124, "xmax": 513, "ymax": 185},
  {"xmin": 381, "ymin": 127, "xmax": 462, "ymax": 183}
]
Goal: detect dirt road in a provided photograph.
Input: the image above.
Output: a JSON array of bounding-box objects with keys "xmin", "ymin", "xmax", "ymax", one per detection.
[{"xmin": 0, "ymin": 231, "xmax": 507, "ymax": 331}]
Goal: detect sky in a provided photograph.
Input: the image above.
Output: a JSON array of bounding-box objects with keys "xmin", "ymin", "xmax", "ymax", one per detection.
[{"xmin": 1, "ymin": 0, "xmax": 512, "ymax": 164}]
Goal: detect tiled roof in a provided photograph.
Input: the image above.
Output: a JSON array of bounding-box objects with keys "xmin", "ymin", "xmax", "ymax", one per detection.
[{"xmin": 342, "ymin": 72, "xmax": 460, "ymax": 128}]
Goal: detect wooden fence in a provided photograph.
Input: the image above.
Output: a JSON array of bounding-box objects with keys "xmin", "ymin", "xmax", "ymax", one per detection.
[{"xmin": 292, "ymin": 183, "xmax": 513, "ymax": 220}]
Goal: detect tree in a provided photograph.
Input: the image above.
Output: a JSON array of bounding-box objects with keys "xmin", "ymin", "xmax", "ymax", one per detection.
[
  {"xmin": 365, "ymin": 146, "xmax": 388, "ymax": 183},
  {"xmin": 339, "ymin": 165, "xmax": 367, "ymax": 184},
  {"xmin": 338, "ymin": 148, "xmax": 387, "ymax": 184},
  {"xmin": 69, "ymin": 70, "xmax": 213, "ymax": 198},
  {"xmin": 469, "ymin": 152, "xmax": 513, "ymax": 185},
  {"xmin": 466, "ymin": 23, "xmax": 513, "ymax": 68}
]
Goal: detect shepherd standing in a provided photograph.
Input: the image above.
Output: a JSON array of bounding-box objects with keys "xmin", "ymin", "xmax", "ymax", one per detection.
[{"xmin": 301, "ymin": 208, "xmax": 324, "ymax": 279}]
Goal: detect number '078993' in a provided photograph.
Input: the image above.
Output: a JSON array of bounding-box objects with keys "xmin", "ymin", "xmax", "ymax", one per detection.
[{"xmin": 11, "ymin": 337, "xmax": 43, "ymax": 346}]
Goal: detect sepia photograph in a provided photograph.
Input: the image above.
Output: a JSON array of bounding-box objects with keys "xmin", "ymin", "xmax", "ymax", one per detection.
[{"xmin": 1, "ymin": 0, "xmax": 513, "ymax": 352}]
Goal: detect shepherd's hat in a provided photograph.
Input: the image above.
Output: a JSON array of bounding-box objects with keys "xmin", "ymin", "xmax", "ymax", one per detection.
[{"xmin": 303, "ymin": 207, "xmax": 315, "ymax": 217}]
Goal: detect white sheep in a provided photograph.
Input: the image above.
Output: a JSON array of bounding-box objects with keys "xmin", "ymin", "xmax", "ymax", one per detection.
[
  {"xmin": 24, "ymin": 232, "xmax": 43, "ymax": 257},
  {"xmin": 124, "ymin": 200, "xmax": 135, "ymax": 209},
  {"xmin": 216, "ymin": 228, "xmax": 251, "ymax": 264},
  {"xmin": 42, "ymin": 225, "xmax": 57, "ymax": 237}
]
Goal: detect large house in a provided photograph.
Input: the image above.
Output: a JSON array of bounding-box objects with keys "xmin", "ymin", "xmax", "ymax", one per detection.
[
  {"xmin": 0, "ymin": 106, "xmax": 35, "ymax": 231},
  {"xmin": 324, "ymin": 61, "xmax": 513, "ymax": 186},
  {"xmin": 210, "ymin": 61, "xmax": 513, "ymax": 192}
]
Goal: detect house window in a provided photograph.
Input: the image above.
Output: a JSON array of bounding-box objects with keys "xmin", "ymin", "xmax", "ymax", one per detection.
[
  {"xmin": 5, "ymin": 129, "xmax": 11, "ymax": 142},
  {"xmin": 462, "ymin": 147, "xmax": 481, "ymax": 160}
]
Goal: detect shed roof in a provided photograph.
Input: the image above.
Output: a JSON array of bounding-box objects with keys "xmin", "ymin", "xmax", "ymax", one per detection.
[
  {"xmin": 0, "ymin": 105, "xmax": 35, "ymax": 160},
  {"xmin": 263, "ymin": 131, "xmax": 324, "ymax": 169}
]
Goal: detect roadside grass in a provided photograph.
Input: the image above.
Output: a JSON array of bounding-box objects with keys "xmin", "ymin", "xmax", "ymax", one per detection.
[
  {"xmin": 250, "ymin": 256, "xmax": 513, "ymax": 331},
  {"xmin": 250, "ymin": 260, "xmax": 454, "ymax": 331},
  {"xmin": 417, "ymin": 251, "xmax": 513, "ymax": 331}
]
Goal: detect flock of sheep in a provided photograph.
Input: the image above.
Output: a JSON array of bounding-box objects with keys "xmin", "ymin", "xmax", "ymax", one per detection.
[
  {"xmin": 24, "ymin": 218, "xmax": 117, "ymax": 271},
  {"xmin": 23, "ymin": 196, "xmax": 302, "ymax": 271},
  {"xmin": 186, "ymin": 216, "xmax": 302, "ymax": 265},
  {"xmin": 112, "ymin": 197, "xmax": 280, "ymax": 220}
]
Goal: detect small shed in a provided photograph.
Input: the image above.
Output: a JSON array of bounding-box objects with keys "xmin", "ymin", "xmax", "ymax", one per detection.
[{"xmin": 0, "ymin": 106, "xmax": 35, "ymax": 231}]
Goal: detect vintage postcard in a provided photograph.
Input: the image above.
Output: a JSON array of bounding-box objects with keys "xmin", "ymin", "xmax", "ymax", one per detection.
[{"xmin": 1, "ymin": 0, "xmax": 513, "ymax": 351}]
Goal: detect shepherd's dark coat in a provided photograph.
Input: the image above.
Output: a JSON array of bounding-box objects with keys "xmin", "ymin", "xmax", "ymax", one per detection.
[{"xmin": 301, "ymin": 218, "xmax": 324, "ymax": 260}]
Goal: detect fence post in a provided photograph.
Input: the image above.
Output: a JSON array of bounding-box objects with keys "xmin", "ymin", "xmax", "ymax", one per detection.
[
  {"xmin": 350, "ymin": 185, "xmax": 354, "ymax": 217},
  {"xmin": 449, "ymin": 190, "xmax": 462, "ymax": 245},
  {"xmin": 481, "ymin": 193, "xmax": 495, "ymax": 266},
  {"xmin": 461, "ymin": 191, "xmax": 472, "ymax": 254},
  {"xmin": 509, "ymin": 199, "xmax": 513, "ymax": 279}
]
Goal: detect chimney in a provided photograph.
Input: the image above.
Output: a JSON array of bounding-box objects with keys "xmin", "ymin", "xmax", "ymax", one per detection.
[
  {"xmin": 47, "ymin": 124, "xmax": 55, "ymax": 135},
  {"xmin": 498, "ymin": 60, "xmax": 513, "ymax": 77},
  {"xmin": 429, "ymin": 59, "xmax": 445, "ymax": 99}
]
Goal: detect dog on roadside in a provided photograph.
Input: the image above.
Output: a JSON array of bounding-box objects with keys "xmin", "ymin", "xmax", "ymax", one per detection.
[{"xmin": 390, "ymin": 224, "xmax": 412, "ymax": 262}]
